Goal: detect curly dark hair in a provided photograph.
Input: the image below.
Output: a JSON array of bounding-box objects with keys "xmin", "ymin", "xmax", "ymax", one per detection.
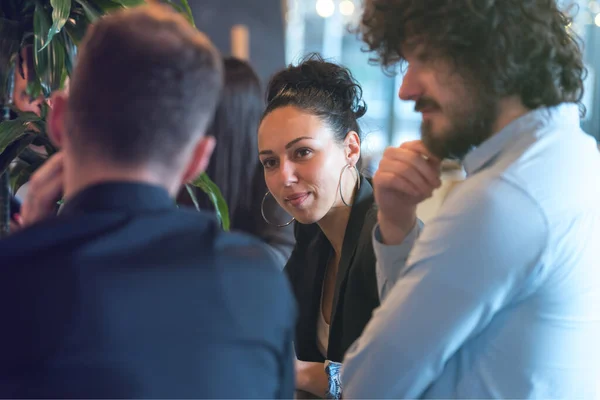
[
  {"xmin": 262, "ymin": 53, "xmax": 367, "ymax": 143},
  {"xmin": 359, "ymin": 0, "xmax": 586, "ymax": 111}
]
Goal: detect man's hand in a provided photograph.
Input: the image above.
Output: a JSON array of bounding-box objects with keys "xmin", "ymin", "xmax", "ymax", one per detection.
[
  {"xmin": 20, "ymin": 152, "xmax": 64, "ymax": 228},
  {"xmin": 373, "ymin": 140, "xmax": 441, "ymax": 245}
]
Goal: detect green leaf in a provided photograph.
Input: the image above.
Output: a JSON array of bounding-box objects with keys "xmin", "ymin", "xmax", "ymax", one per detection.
[
  {"xmin": 73, "ymin": 0, "xmax": 125, "ymax": 22},
  {"xmin": 39, "ymin": 101, "xmax": 50, "ymax": 119},
  {"xmin": 41, "ymin": 0, "xmax": 71, "ymax": 51},
  {"xmin": 165, "ymin": 1, "xmax": 184, "ymax": 14},
  {"xmin": 49, "ymin": 32, "xmax": 66, "ymax": 90},
  {"xmin": 0, "ymin": 116, "xmax": 39, "ymax": 154},
  {"xmin": 0, "ymin": 133, "xmax": 36, "ymax": 175},
  {"xmin": 185, "ymin": 183, "xmax": 199, "ymax": 210},
  {"xmin": 166, "ymin": 0, "xmax": 195, "ymax": 28},
  {"xmin": 33, "ymin": 2, "xmax": 51, "ymax": 92},
  {"xmin": 75, "ymin": 0, "xmax": 102, "ymax": 21},
  {"xmin": 64, "ymin": 10, "xmax": 89, "ymax": 44},
  {"xmin": 89, "ymin": 0, "xmax": 125, "ymax": 13},
  {"xmin": 178, "ymin": 0, "xmax": 195, "ymax": 28},
  {"xmin": 12, "ymin": 110, "xmax": 43, "ymax": 123},
  {"xmin": 18, "ymin": 146, "xmax": 48, "ymax": 169},
  {"xmin": 191, "ymin": 172, "xmax": 230, "ymax": 231},
  {"xmin": 62, "ymin": 29, "xmax": 76, "ymax": 76},
  {"xmin": 0, "ymin": 118, "xmax": 29, "ymax": 155},
  {"xmin": 110, "ymin": 0, "xmax": 146, "ymax": 6},
  {"xmin": 26, "ymin": 76, "xmax": 44, "ymax": 98},
  {"xmin": 33, "ymin": 1, "xmax": 67, "ymax": 96},
  {"xmin": 0, "ymin": 112, "xmax": 42, "ymax": 155},
  {"xmin": 9, "ymin": 160, "xmax": 34, "ymax": 194}
]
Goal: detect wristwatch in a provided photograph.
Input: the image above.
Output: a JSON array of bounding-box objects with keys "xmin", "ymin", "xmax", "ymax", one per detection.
[{"xmin": 324, "ymin": 360, "xmax": 342, "ymax": 399}]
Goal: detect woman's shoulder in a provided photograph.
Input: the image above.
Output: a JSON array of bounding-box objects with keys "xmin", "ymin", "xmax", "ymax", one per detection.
[
  {"xmin": 354, "ymin": 177, "xmax": 379, "ymax": 235},
  {"xmin": 362, "ymin": 202, "xmax": 378, "ymax": 231}
]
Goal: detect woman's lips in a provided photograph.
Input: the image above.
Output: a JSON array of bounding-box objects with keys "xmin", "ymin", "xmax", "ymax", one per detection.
[{"xmin": 285, "ymin": 192, "xmax": 310, "ymax": 207}]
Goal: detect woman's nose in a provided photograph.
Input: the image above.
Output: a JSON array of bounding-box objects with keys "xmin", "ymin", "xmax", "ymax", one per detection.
[{"xmin": 279, "ymin": 161, "xmax": 298, "ymax": 187}]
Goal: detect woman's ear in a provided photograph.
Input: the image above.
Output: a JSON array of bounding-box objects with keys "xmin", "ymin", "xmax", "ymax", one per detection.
[{"xmin": 344, "ymin": 131, "xmax": 361, "ymax": 166}]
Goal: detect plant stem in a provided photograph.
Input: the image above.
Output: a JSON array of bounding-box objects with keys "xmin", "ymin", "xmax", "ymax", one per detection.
[
  {"xmin": 0, "ymin": 105, "xmax": 10, "ymax": 238},
  {"xmin": 0, "ymin": 170, "xmax": 9, "ymax": 238}
]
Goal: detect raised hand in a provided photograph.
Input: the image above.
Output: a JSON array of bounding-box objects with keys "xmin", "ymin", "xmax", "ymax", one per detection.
[
  {"xmin": 373, "ymin": 140, "xmax": 442, "ymax": 244},
  {"xmin": 20, "ymin": 152, "xmax": 64, "ymax": 228}
]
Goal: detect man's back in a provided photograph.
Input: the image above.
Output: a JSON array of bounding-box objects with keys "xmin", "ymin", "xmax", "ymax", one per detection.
[{"xmin": 0, "ymin": 182, "xmax": 296, "ymax": 398}]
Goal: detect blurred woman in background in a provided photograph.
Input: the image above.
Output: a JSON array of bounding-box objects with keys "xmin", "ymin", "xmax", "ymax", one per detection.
[{"xmin": 180, "ymin": 57, "xmax": 294, "ymax": 266}]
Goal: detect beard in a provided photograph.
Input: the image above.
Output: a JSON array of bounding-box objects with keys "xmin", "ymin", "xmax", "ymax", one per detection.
[{"xmin": 418, "ymin": 88, "xmax": 498, "ymax": 161}]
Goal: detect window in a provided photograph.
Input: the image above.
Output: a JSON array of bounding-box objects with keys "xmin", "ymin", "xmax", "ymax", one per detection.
[{"xmin": 285, "ymin": 0, "xmax": 600, "ymax": 168}]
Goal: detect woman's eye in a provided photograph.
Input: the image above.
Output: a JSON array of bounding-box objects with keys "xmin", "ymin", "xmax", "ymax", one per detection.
[
  {"xmin": 262, "ymin": 159, "xmax": 277, "ymax": 169},
  {"xmin": 295, "ymin": 148, "xmax": 312, "ymax": 158}
]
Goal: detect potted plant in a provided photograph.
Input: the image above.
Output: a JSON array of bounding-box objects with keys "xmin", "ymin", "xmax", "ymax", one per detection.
[{"xmin": 0, "ymin": 0, "xmax": 230, "ymax": 236}]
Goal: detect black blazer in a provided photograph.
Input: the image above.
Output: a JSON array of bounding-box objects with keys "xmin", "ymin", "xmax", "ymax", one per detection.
[
  {"xmin": 285, "ymin": 176, "xmax": 379, "ymax": 363},
  {"xmin": 0, "ymin": 182, "xmax": 296, "ymax": 399}
]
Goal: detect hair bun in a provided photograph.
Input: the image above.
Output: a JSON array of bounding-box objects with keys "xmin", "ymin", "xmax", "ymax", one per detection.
[{"xmin": 266, "ymin": 53, "xmax": 367, "ymax": 119}]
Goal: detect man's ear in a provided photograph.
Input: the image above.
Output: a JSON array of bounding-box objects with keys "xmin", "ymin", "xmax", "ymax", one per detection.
[
  {"xmin": 47, "ymin": 91, "xmax": 68, "ymax": 149},
  {"xmin": 182, "ymin": 135, "xmax": 216, "ymax": 183},
  {"xmin": 344, "ymin": 131, "xmax": 361, "ymax": 167}
]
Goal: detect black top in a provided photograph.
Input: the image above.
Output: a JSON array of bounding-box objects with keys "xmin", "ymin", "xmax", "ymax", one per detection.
[
  {"xmin": 285, "ymin": 176, "xmax": 379, "ymax": 362},
  {"xmin": 0, "ymin": 182, "xmax": 296, "ymax": 399}
]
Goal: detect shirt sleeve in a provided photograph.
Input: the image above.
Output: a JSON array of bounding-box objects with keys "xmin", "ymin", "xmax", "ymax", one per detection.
[
  {"xmin": 341, "ymin": 177, "xmax": 548, "ymax": 398},
  {"xmin": 373, "ymin": 220, "xmax": 423, "ymax": 301}
]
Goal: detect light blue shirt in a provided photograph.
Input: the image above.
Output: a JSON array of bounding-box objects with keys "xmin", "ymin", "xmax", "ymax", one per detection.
[{"xmin": 341, "ymin": 104, "xmax": 600, "ymax": 399}]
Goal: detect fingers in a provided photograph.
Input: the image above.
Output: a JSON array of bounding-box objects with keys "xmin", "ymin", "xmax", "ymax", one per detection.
[
  {"xmin": 380, "ymin": 144, "xmax": 442, "ymax": 190},
  {"xmin": 9, "ymin": 214, "xmax": 22, "ymax": 234},
  {"xmin": 400, "ymin": 140, "xmax": 442, "ymax": 164},
  {"xmin": 373, "ymin": 171, "xmax": 422, "ymax": 199},
  {"xmin": 21, "ymin": 153, "xmax": 65, "ymax": 227},
  {"xmin": 376, "ymin": 157, "xmax": 432, "ymax": 198}
]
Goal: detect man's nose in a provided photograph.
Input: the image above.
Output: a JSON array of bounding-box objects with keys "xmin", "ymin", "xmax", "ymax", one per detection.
[{"xmin": 398, "ymin": 65, "xmax": 423, "ymax": 102}]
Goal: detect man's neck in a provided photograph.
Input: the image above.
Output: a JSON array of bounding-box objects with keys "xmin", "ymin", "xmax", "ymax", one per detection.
[
  {"xmin": 492, "ymin": 96, "xmax": 531, "ymax": 135},
  {"xmin": 63, "ymin": 158, "xmax": 180, "ymax": 200}
]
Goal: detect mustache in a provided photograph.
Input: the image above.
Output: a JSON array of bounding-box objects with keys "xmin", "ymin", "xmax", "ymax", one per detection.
[{"xmin": 415, "ymin": 97, "xmax": 441, "ymax": 112}]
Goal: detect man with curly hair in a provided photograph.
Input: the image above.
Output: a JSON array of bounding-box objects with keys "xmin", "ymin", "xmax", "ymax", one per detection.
[{"xmin": 341, "ymin": 0, "xmax": 600, "ymax": 398}]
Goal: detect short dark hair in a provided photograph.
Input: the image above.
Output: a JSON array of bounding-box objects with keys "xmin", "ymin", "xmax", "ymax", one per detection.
[
  {"xmin": 359, "ymin": 0, "xmax": 585, "ymax": 111},
  {"xmin": 262, "ymin": 53, "xmax": 367, "ymax": 144},
  {"xmin": 67, "ymin": 4, "xmax": 223, "ymax": 168}
]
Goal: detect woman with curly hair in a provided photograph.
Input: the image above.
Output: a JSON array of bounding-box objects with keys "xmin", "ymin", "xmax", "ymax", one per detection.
[{"xmin": 341, "ymin": 0, "xmax": 600, "ymax": 399}]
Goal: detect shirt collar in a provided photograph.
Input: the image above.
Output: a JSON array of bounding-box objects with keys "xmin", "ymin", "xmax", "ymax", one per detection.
[
  {"xmin": 61, "ymin": 181, "xmax": 175, "ymax": 216},
  {"xmin": 462, "ymin": 103, "xmax": 581, "ymax": 176}
]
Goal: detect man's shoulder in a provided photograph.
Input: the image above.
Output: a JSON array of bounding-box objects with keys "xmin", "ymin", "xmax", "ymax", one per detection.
[
  {"xmin": 211, "ymin": 226, "xmax": 297, "ymax": 325},
  {"xmin": 175, "ymin": 206, "xmax": 285, "ymax": 270},
  {"xmin": 213, "ymin": 228, "xmax": 284, "ymax": 274},
  {"xmin": 0, "ymin": 207, "xmax": 274, "ymax": 267},
  {"xmin": 432, "ymin": 170, "xmax": 550, "ymax": 255}
]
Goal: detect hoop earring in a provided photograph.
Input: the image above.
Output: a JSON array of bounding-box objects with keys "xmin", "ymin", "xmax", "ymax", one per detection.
[
  {"xmin": 261, "ymin": 191, "xmax": 295, "ymax": 227},
  {"xmin": 339, "ymin": 164, "xmax": 361, "ymax": 207}
]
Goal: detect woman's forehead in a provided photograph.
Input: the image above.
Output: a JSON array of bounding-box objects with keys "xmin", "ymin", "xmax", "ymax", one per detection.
[{"xmin": 258, "ymin": 106, "xmax": 332, "ymax": 148}]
